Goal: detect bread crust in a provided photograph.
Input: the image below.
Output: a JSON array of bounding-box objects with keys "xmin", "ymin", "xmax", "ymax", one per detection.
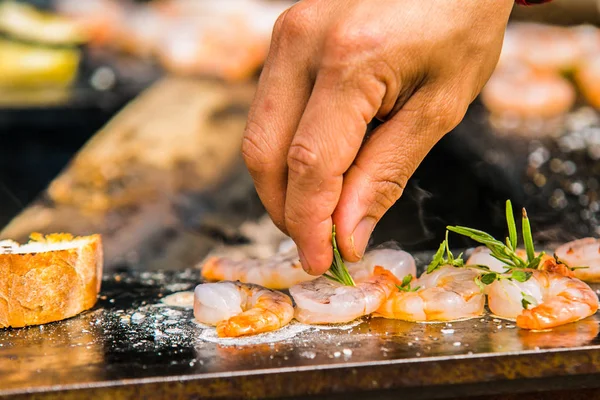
[{"xmin": 0, "ymin": 234, "xmax": 103, "ymax": 328}]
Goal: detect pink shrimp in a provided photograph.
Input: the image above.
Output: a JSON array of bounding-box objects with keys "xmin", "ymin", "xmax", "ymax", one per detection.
[{"xmin": 487, "ymin": 269, "xmax": 598, "ymax": 330}]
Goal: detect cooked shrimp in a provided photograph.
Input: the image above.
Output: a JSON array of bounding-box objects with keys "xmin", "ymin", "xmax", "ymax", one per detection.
[
  {"xmin": 508, "ymin": 23, "xmax": 583, "ymax": 73},
  {"xmin": 573, "ymin": 25, "xmax": 600, "ymax": 58},
  {"xmin": 201, "ymin": 244, "xmax": 413, "ymax": 290},
  {"xmin": 54, "ymin": 0, "xmax": 123, "ymax": 46},
  {"xmin": 347, "ymin": 248, "xmax": 416, "ymax": 282},
  {"xmin": 200, "ymin": 246, "xmax": 317, "ymax": 290},
  {"xmin": 193, "ymin": 281, "xmax": 293, "ymax": 337},
  {"xmin": 487, "ymin": 269, "xmax": 598, "ymax": 330},
  {"xmin": 575, "ymin": 54, "xmax": 600, "ymax": 110},
  {"xmin": 375, "ymin": 265, "xmax": 485, "ymax": 322},
  {"xmin": 290, "ymin": 266, "xmax": 398, "ymax": 324},
  {"xmin": 555, "ymin": 238, "xmax": 600, "ymax": 282},
  {"xmin": 481, "ymin": 68, "xmax": 576, "ymax": 119},
  {"xmin": 466, "ymin": 247, "xmax": 507, "ymax": 273}
]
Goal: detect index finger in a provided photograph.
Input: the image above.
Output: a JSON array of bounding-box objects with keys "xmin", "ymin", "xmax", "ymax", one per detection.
[
  {"xmin": 242, "ymin": 8, "xmax": 313, "ymax": 232},
  {"xmin": 284, "ymin": 71, "xmax": 384, "ymax": 274}
]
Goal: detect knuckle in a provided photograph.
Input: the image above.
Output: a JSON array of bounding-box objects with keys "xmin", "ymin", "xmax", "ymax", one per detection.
[
  {"xmin": 271, "ymin": 9, "xmax": 289, "ymax": 38},
  {"xmin": 275, "ymin": 3, "xmax": 314, "ymax": 42},
  {"xmin": 323, "ymin": 22, "xmax": 383, "ymax": 66},
  {"xmin": 284, "ymin": 210, "xmax": 303, "ymax": 233},
  {"xmin": 354, "ymin": 163, "xmax": 407, "ymax": 215},
  {"xmin": 284, "ymin": 207, "xmax": 318, "ymax": 240},
  {"xmin": 426, "ymin": 91, "xmax": 470, "ymax": 133},
  {"xmin": 371, "ymin": 175, "xmax": 406, "ymax": 212},
  {"xmin": 287, "ymin": 142, "xmax": 319, "ymax": 177},
  {"xmin": 242, "ymin": 122, "xmax": 273, "ymax": 174}
]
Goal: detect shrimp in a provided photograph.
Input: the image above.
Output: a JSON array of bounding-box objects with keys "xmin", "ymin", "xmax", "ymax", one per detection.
[
  {"xmin": 347, "ymin": 248, "xmax": 416, "ymax": 282},
  {"xmin": 575, "ymin": 54, "xmax": 600, "ymax": 110},
  {"xmin": 466, "ymin": 247, "xmax": 508, "ymax": 273},
  {"xmin": 200, "ymin": 245, "xmax": 413, "ymax": 290},
  {"xmin": 507, "ymin": 23, "xmax": 584, "ymax": 73},
  {"xmin": 481, "ymin": 67, "xmax": 576, "ymax": 119},
  {"xmin": 486, "ymin": 269, "xmax": 598, "ymax": 330},
  {"xmin": 54, "ymin": 0, "xmax": 123, "ymax": 47},
  {"xmin": 289, "ymin": 266, "xmax": 398, "ymax": 324},
  {"xmin": 200, "ymin": 246, "xmax": 317, "ymax": 290},
  {"xmin": 375, "ymin": 265, "xmax": 485, "ymax": 322},
  {"xmin": 193, "ymin": 281, "xmax": 293, "ymax": 337},
  {"xmin": 555, "ymin": 238, "xmax": 600, "ymax": 282}
]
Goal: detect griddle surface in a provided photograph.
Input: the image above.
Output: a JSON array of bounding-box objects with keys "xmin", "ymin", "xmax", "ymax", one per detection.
[{"xmin": 2, "ymin": 260, "xmax": 600, "ymax": 399}]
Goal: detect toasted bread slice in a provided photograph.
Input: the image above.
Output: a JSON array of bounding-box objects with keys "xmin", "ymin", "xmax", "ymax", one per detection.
[{"xmin": 0, "ymin": 233, "xmax": 103, "ymax": 328}]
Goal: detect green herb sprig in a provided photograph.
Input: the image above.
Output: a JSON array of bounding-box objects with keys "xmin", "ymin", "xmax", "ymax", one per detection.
[
  {"xmin": 396, "ymin": 275, "xmax": 420, "ymax": 292},
  {"xmin": 474, "ymin": 269, "xmax": 533, "ymax": 292},
  {"xmin": 445, "ymin": 200, "xmax": 545, "ymax": 289},
  {"xmin": 447, "ymin": 200, "xmax": 544, "ymax": 271},
  {"xmin": 427, "ymin": 231, "xmax": 464, "ymax": 273},
  {"xmin": 323, "ymin": 225, "xmax": 355, "ymax": 286}
]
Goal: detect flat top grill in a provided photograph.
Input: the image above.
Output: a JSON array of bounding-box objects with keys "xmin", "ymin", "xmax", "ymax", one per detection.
[{"xmin": 2, "ymin": 253, "xmax": 600, "ymax": 400}]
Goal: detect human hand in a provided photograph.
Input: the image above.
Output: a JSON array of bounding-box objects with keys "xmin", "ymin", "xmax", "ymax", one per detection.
[{"xmin": 242, "ymin": 0, "xmax": 513, "ymax": 275}]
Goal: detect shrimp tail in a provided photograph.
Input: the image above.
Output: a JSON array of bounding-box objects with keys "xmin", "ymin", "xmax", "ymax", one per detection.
[
  {"xmin": 200, "ymin": 256, "xmax": 222, "ymax": 281},
  {"xmin": 539, "ymin": 257, "xmax": 574, "ymax": 277},
  {"xmin": 216, "ymin": 305, "xmax": 293, "ymax": 337},
  {"xmin": 373, "ymin": 265, "xmax": 401, "ymax": 285}
]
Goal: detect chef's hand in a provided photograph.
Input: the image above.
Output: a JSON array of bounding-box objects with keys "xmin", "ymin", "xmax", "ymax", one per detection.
[{"xmin": 242, "ymin": 0, "xmax": 513, "ymax": 275}]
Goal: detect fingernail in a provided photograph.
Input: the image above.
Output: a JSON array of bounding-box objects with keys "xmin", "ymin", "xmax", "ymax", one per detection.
[
  {"xmin": 298, "ymin": 248, "xmax": 312, "ymax": 274},
  {"xmin": 351, "ymin": 217, "xmax": 377, "ymax": 258}
]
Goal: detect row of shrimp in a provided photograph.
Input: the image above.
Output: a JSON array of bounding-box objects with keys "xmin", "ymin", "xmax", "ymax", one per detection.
[
  {"xmin": 193, "ymin": 237, "xmax": 600, "ymax": 337},
  {"xmin": 194, "ymin": 244, "xmax": 418, "ymax": 336},
  {"xmin": 481, "ymin": 23, "xmax": 600, "ymax": 125}
]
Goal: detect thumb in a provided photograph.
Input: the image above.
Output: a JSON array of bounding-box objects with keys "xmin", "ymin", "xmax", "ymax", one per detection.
[{"xmin": 333, "ymin": 87, "xmax": 469, "ymax": 261}]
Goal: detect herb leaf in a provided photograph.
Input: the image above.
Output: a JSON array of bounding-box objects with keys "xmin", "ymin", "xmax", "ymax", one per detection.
[
  {"xmin": 569, "ymin": 266, "xmax": 590, "ymax": 270},
  {"xmin": 480, "ymin": 273, "xmax": 498, "ymax": 285},
  {"xmin": 526, "ymin": 253, "xmax": 545, "ymax": 270},
  {"xmin": 447, "ymin": 225, "xmax": 526, "ymax": 269},
  {"xmin": 511, "ymin": 270, "xmax": 532, "ymax": 283},
  {"xmin": 396, "ymin": 274, "xmax": 420, "ymax": 292},
  {"xmin": 506, "ymin": 200, "xmax": 518, "ymax": 250},
  {"xmin": 323, "ymin": 225, "xmax": 355, "ymax": 286},
  {"xmin": 522, "ymin": 208, "xmax": 535, "ymax": 263},
  {"xmin": 521, "ymin": 292, "xmax": 537, "ymax": 309},
  {"xmin": 426, "ymin": 231, "xmax": 464, "ymax": 274},
  {"xmin": 427, "ymin": 241, "xmax": 446, "ymax": 274},
  {"xmin": 474, "ymin": 276, "xmax": 486, "ymax": 292}
]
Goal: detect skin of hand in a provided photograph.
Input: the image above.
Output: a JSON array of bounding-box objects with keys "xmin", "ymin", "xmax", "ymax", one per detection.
[{"xmin": 242, "ymin": 0, "xmax": 514, "ymax": 275}]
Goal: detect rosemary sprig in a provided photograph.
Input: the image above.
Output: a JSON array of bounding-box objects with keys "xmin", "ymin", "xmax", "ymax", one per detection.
[
  {"xmin": 323, "ymin": 225, "xmax": 355, "ymax": 286},
  {"xmin": 426, "ymin": 231, "xmax": 464, "ymax": 273},
  {"xmin": 447, "ymin": 200, "xmax": 545, "ymax": 287},
  {"xmin": 396, "ymin": 274, "xmax": 420, "ymax": 292},
  {"xmin": 446, "ymin": 225, "xmax": 526, "ymax": 269},
  {"xmin": 447, "ymin": 200, "xmax": 543, "ymax": 271}
]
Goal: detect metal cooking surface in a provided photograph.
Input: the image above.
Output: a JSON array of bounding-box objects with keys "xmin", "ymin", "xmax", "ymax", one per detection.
[{"xmin": 2, "ymin": 255, "xmax": 600, "ymax": 399}]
